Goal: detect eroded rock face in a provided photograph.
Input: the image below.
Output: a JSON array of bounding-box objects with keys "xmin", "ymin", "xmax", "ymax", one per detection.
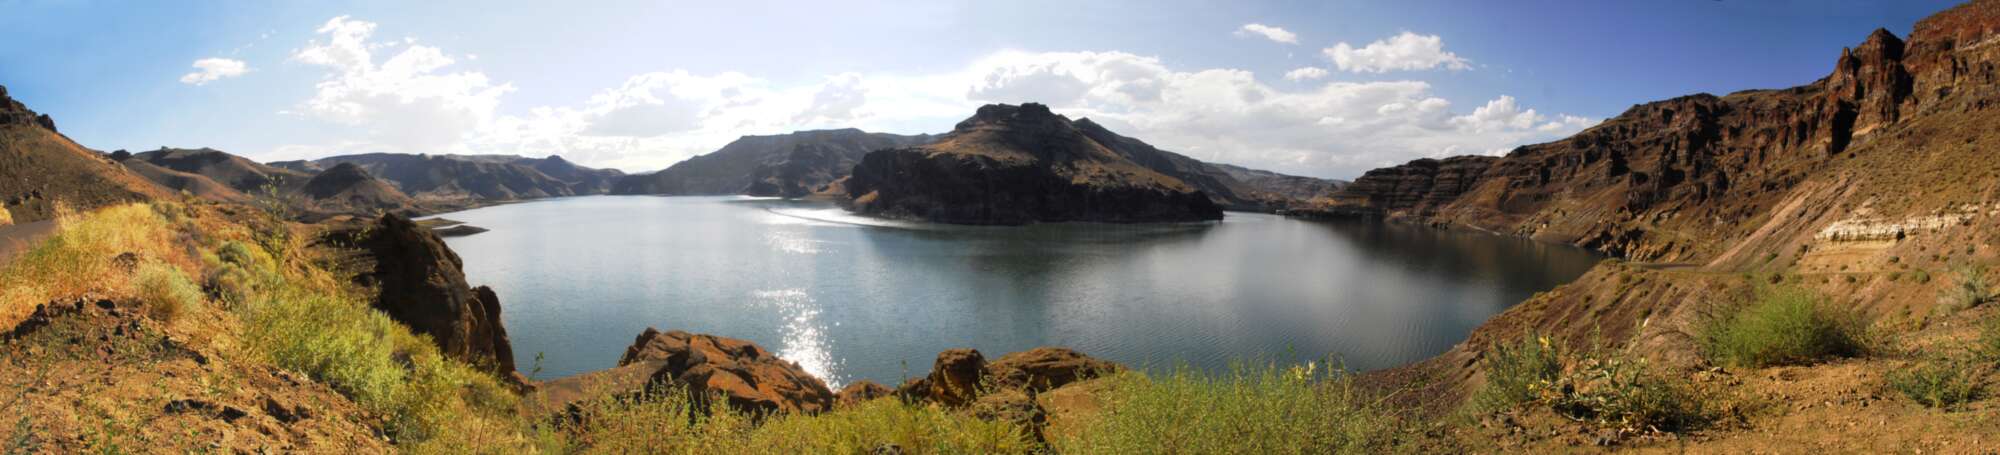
[
  {"xmin": 844, "ymin": 103, "xmax": 1225, "ymax": 225},
  {"xmin": 925, "ymin": 348, "xmax": 988, "ymax": 407},
  {"xmin": 1317, "ymin": 156, "xmax": 1496, "ymax": 218},
  {"xmin": 1299, "ymin": 13, "xmax": 1986, "ymax": 262},
  {"xmin": 353, "ymin": 213, "xmax": 516, "ymax": 377},
  {"xmin": 624, "ymin": 328, "xmax": 835, "ymax": 415}
]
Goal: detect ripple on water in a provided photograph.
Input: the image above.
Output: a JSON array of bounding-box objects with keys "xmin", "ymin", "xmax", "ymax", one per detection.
[{"xmin": 753, "ymin": 289, "xmax": 843, "ymax": 388}]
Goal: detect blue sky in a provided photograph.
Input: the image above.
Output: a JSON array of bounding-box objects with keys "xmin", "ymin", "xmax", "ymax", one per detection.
[{"xmin": 0, "ymin": 0, "xmax": 1961, "ymax": 179}]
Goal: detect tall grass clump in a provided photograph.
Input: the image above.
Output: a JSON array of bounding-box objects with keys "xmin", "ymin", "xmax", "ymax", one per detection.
[
  {"xmin": 1978, "ymin": 316, "xmax": 2000, "ymax": 362},
  {"xmin": 1699, "ymin": 286, "xmax": 1868, "ymax": 368},
  {"xmin": 1475, "ymin": 334, "xmax": 1708, "ymax": 434},
  {"xmin": 1939, "ymin": 264, "xmax": 1994, "ymax": 313},
  {"xmin": 236, "ymin": 271, "xmax": 523, "ymax": 448},
  {"xmin": 1886, "ymin": 357, "xmax": 1983, "ymax": 410},
  {"xmin": 1473, "ymin": 334, "xmax": 1564, "ymax": 411},
  {"xmin": 548, "ymin": 387, "xmax": 1030, "ymax": 453},
  {"xmin": 1051, "ymin": 362, "xmax": 1399, "ymax": 454},
  {"xmin": 0, "ymin": 203, "xmax": 183, "ymax": 326},
  {"xmin": 131, "ymin": 262, "xmax": 202, "ymax": 322}
]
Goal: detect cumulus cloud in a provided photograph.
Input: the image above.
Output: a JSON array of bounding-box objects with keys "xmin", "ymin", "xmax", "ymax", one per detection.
[
  {"xmin": 1324, "ymin": 32, "xmax": 1470, "ymax": 73},
  {"xmin": 275, "ymin": 17, "xmax": 1591, "ymax": 178},
  {"xmin": 1235, "ymin": 23, "xmax": 1298, "ymax": 44},
  {"xmin": 1283, "ymin": 67, "xmax": 1328, "ymax": 81},
  {"xmin": 179, "ymin": 58, "xmax": 248, "ymax": 85},
  {"xmin": 947, "ymin": 51, "xmax": 1592, "ymax": 177},
  {"xmin": 289, "ymin": 15, "xmax": 512, "ymax": 152}
]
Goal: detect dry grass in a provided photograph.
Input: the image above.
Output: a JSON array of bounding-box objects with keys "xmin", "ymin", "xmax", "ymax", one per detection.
[
  {"xmin": 131, "ymin": 261, "xmax": 202, "ymax": 323},
  {"xmin": 0, "ymin": 203, "xmax": 194, "ymax": 327},
  {"xmin": 1050, "ymin": 363, "xmax": 1405, "ymax": 454},
  {"xmin": 546, "ymin": 388, "xmax": 1031, "ymax": 454}
]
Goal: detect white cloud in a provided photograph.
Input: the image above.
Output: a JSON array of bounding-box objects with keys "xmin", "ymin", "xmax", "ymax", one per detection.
[
  {"xmin": 1324, "ymin": 32, "xmax": 1470, "ymax": 73},
  {"xmin": 1283, "ymin": 67, "xmax": 1328, "ymax": 81},
  {"xmin": 1235, "ymin": 23, "xmax": 1298, "ymax": 44},
  {"xmin": 289, "ymin": 15, "xmax": 513, "ymax": 152},
  {"xmin": 273, "ymin": 17, "xmax": 1591, "ymax": 178},
  {"xmin": 179, "ymin": 58, "xmax": 249, "ymax": 85}
]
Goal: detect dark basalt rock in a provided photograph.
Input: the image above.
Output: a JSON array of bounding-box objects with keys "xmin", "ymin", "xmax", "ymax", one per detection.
[
  {"xmin": 844, "ymin": 103, "xmax": 1225, "ymax": 225},
  {"xmin": 623, "ymin": 328, "xmax": 836, "ymax": 415},
  {"xmin": 352, "ymin": 213, "xmax": 518, "ymax": 379}
]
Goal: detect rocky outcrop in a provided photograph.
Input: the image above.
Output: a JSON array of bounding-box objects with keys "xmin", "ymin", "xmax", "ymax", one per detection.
[
  {"xmin": 844, "ymin": 103, "xmax": 1225, "ymax": 224},
  {"xmin": 986, "ymin": 347, "xmax": 1121, "ymax": 392},
  {"xmin": 345, "ymin": 213, "xmax": 518, "ymax": 381},
  {"xmin": 612, "ymin": 129, "xmax": 933, "ymax": 196},
  {"xmin": 833, "ymin": 380, "xmax": 893, "ymax": 409},
  {"xmin": 890, "ymin": 346, "xmax": 1120, "ymax": 441},
  {"xmin": 621, "ymin": 328, "xmax": 835, "ymax": 415}
]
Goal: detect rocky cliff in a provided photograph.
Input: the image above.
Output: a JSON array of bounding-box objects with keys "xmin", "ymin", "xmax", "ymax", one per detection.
[
  {"xmin": 843, "ymin": 103, "xmax": 1226, "ymax": 224},
  {"xmin": 1313, "ymin": 6, "xmax": 2000, "ymax": 264},
  {"xmin": 1356, "ymin": 0, "xmax": 2000, "ymax": 427},
  {"xmin": 327, "ymin": 213, "xmax": 520, "ymax": 383}
]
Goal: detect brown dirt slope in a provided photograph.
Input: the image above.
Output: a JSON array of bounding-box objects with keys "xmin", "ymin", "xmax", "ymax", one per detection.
[
  {"xmin": 0, "ymin": 85, "xmax": 166, "ymax": 223},
  {"xmin": 1351, "ymin": 1, "xmax": 2000, "ymax": 450}
]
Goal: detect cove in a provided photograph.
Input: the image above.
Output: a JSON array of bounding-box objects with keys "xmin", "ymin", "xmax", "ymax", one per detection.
[{"xmin": 434, "ymin": 195, "xmax": 1602, "ymax": 387}]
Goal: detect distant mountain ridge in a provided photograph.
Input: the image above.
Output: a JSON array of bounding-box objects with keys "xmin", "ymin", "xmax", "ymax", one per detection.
[
  {"xmin": 842, "ymin": 103, "xmax": 1228, "ymax": 224},
  {"xmin": 610, "ymin": 128, "xmax": 935, "ymax": 196}
]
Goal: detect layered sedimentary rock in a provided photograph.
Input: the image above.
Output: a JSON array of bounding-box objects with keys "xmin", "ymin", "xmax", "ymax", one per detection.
[
  {"xmin": 844, "ymin": 103, "xmax": 1226, "ymax": 224},
  {"xmin": 1306, "ymin": 10, "xmax": 1997, "ymax": 262},
  {"xmin": 1313, "ymin": 156, "xmax": 1496, "ymax": 218}
]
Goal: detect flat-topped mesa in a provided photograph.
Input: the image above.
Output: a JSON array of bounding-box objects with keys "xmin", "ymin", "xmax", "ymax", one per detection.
[{"xmin": 843, "ymin": 102, "xmax": 1225, "ymax": 225}]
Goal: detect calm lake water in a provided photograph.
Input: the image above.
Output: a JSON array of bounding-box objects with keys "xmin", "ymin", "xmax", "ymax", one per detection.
[{"xmin": 435, "ymin": 196, "xmax": 1602, "ymax": 387}]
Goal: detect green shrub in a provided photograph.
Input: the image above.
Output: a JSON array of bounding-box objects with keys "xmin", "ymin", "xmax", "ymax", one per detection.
[
  {"xmin": 1473, "ymin": 334, "xmax": 1563, "ymax": 411},
  {"xmin": 1939, "ymin": 264, "xmax": 1994, "ymax": 313},
  {"xmin": 1543, "ymin": 356, "xmax": 1706, "ymax": 433},
  {"xmin": 132, "ymin": 262, "xmax": 202, "ymax": 322},
  {"xmin": 1886, "ymin": 358, "xmax": 1983, "ymax": 410},
  {"xmin": 238, "ymin": 270, "xmax": 524, "ymax": 448},
  {"xmin": 1699, "ymin": 287, "xmax": 1868, "ymax": 368},
  {"xmin": 1475, "ymin": 335, "xmax": 1708, "ymax": 434},
  {"xmin": 1977, "ymin": 316, "xmax": 2000, "ymax": 362},
  {"xmin": 1052, "ymin": 362, "xmax": 1400, "ymax": 454}
]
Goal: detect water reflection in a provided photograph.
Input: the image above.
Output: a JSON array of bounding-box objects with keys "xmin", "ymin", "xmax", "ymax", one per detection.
[{"xmin": 435, "ymin": 196, "xmax": 1603, "ymax": 383}]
